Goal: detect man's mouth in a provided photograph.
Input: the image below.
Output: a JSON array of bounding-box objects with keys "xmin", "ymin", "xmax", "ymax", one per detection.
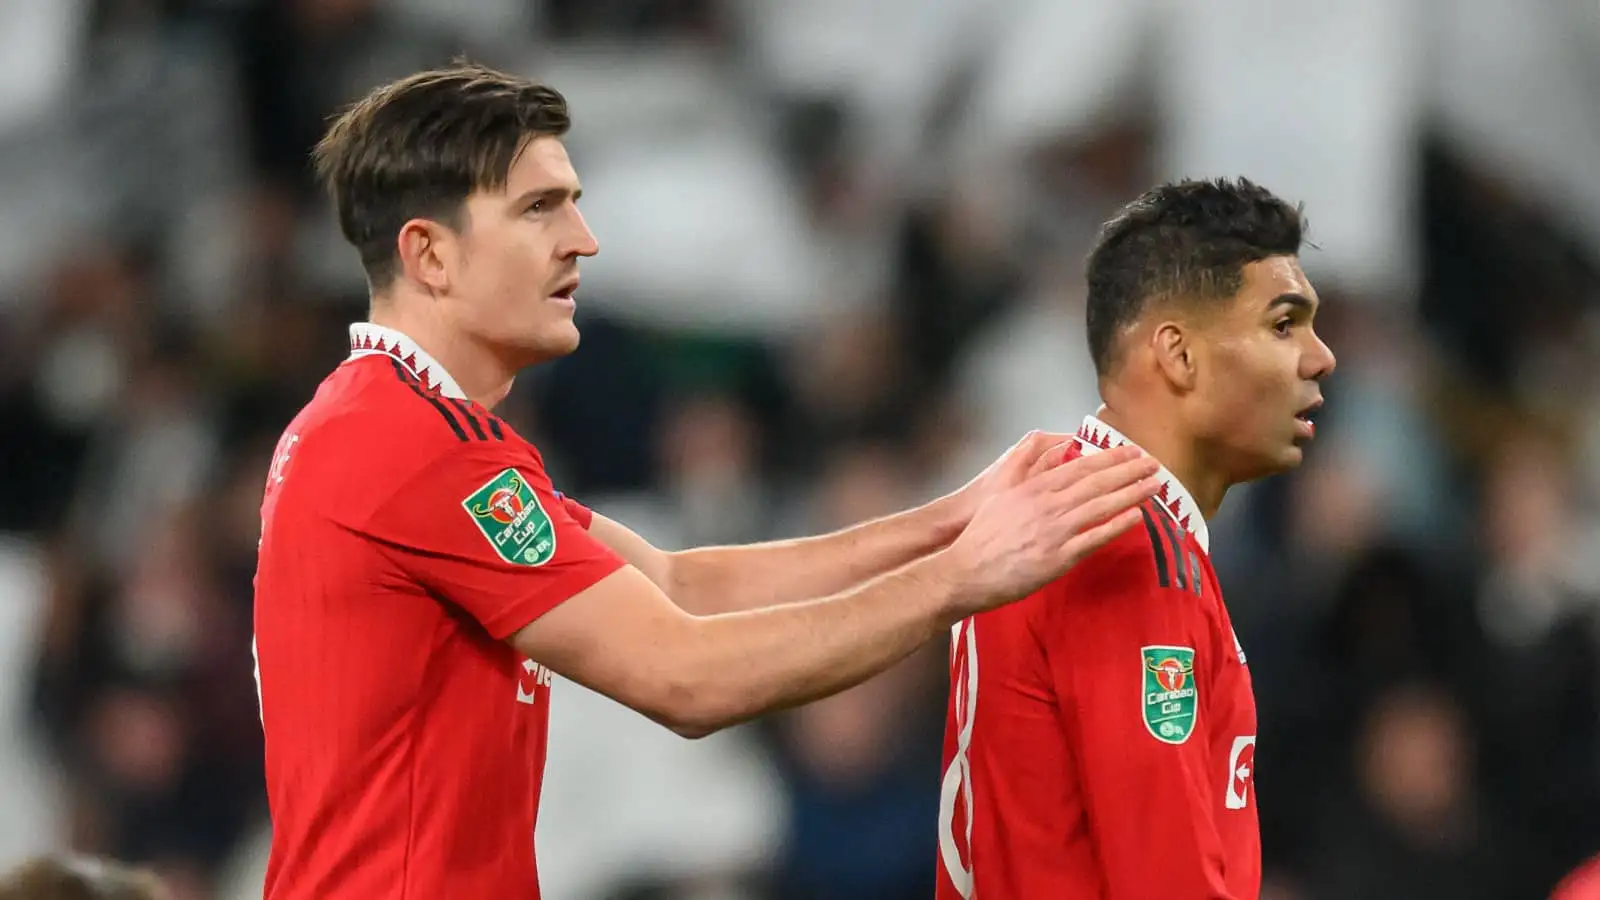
[
  {"xmin": 1293, "ymin": 399, "xmax": 1322, "ymax": 438},
  {"xmin": 549, "ymin": 278, "xmax": 579, "ymax": 304}
]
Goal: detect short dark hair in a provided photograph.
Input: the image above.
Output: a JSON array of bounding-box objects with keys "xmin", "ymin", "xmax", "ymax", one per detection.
[
  {"xmin": 0, "ymin": 855, "xmax": 167, "ymax": 900},
  {"xmin": 312, "ymin": 61, "xmax": 572, "ymax": 289},
  {"xmin": 1084, "ymin": 177, "xmax": 1306, "ymax": 375}
]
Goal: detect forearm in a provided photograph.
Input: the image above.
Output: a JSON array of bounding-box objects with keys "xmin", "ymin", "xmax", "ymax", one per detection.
[
  {"xmin": 667, "ymin": 550, "xmax": 969, "ymax": 735},
  {"xmin": 667, "ymin": 497, "xmax": 961, "ymax": 616}
]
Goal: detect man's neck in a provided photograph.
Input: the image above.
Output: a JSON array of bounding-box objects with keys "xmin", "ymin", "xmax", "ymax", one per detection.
[
  {"xmin": 1095, "ymin": 401, "xmax": 1229, "ymax": 521},
  {"xmin": 369, "ymin": 302, "xmax": 515, "ymax": 409}
]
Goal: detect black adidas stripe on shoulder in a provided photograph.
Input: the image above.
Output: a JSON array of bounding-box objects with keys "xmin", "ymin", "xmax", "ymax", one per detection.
[
  {"xmin": 446, "ymin": 397, "xmax": 489, "ymax": 441},
  {"xmin": 1152, "ymin": 508, "xmax": 1190, "ymax": 593},
  {"xmin": 448, "ymin": 397, "xmax": 508, "ymax": 442},
  {"xmin": 1139, "ymin": 503, "xmax": 1172, "ymax": 589},
  {"xmin": 1139, "ymin": 500, "xmax": 1204, "ymax": 596},
  {"xmin": 387, "ymin": 358, "xmax": 469, "ymax": 441},
  {"xmin": 458, "ymin": 399, "xmax": 507, "ymax": 441}
]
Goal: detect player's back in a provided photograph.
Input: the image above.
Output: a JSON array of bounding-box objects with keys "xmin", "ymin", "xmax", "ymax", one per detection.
[
  {"xmin": 254, "ymin": 342, "xmax": 555, "ymax": 898},
  {"xmin": 936, "ymin": 424, "xmax": 1259, "ymax": 900}
]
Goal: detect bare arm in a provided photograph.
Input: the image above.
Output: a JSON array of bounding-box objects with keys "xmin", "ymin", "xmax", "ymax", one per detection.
[
  {"xmin": 586, "ymin": 501, "xmax": 958, "ymax": 616},
  {"xmin": 512, "ymin": 555, "xmax": 963, "ymax": 738},
  {"xmin": 511, "ymin": 445, "xmax": 1160, "ymax": 738},
  {"xmin": 584, "ymin": 431, "xmax": 1073, "ymax": 616}
]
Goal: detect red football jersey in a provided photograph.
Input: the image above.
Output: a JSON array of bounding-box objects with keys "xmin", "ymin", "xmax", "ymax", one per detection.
[
  {"xmin": 936, "ymin": 414, "xmax": 1260, "ymax": 900},
  {"xmin": 253, "ymin": 324, "xmax": 624, "ymax": 899}
]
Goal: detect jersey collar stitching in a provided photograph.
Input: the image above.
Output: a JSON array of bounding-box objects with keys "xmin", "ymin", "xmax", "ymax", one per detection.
[
  {"xmin": 1074, "ymin": 410, "xmax": 1210, "ymax": 553},
  {"xmin": 347, "ymin": 323, "xmax": 469, "ymax": 400}
]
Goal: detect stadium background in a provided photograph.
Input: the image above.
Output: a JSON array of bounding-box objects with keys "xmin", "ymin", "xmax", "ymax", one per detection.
[{"xmin": 1, "ymin": 1, "xmax": 1599, "ymax": 898}]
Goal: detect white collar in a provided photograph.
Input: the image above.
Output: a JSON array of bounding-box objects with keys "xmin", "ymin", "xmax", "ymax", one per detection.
[
  {"xmin": 1074, "ymin": 410, "xmax": 1210, "ymax": 553},
  {"xmin": 347, "ymin": 323, "xmax": 468, "ymax": 400}
]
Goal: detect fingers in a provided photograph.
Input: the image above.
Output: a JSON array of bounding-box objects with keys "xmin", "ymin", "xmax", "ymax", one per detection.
[
  {"xmin": 1060, "ymin": 505, "xmax": 1146, "ymax": 562},
  {"xmin": 1039, "ymin": 454, "xmax": 1158, "ymax": 510},
  {"xmin": 1056, "ymin": 472, "xmax": 1162, "ymax": 538},
  {"xmin": 1009, "ymin": 430, "xmax": 1074, "ymax": 470},
  {"xmin": 1027, "ymin": 431, "xmax": 1076, "ymax": 449},
  {"xmin": 1032, "ymin": 444, "xmax": 1146, "ymax": 490},
  {"xmin": 1024, "ymin": 440, "xmax": 1078, "ymax": 478}
]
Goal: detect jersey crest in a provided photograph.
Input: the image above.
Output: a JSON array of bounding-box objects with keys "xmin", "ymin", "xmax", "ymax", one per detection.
[
  {"xmin": 463, "ymin": 468, "xmax": 557, "ymax": 566},
  {"xmin": 1141, "ymin": 645, "xmax": 1198, "ymax": 744}
]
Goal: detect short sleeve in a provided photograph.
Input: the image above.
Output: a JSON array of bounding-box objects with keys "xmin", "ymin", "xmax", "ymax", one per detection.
[{"xmin": 361, "ymin": 443, "xmax": 624, "ymax": 640}]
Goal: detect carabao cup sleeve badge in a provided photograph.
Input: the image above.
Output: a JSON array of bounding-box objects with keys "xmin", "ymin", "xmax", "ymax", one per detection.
[{"xmin": 1141, "ymin": 646, "xmax": 1197, "ymax": 744}]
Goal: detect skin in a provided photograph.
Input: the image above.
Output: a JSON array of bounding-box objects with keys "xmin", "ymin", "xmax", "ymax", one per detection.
[
  {"xmin": 347, "ymin": 131, "xmax": 1163, "ymax": 737},
  {"xmin": 378, "ymin": 135, "xmax": 596, "ymax": 407},
  {"xmin": 1097, "ymin": 255, "xmax": 1338, "ymax": 518}
]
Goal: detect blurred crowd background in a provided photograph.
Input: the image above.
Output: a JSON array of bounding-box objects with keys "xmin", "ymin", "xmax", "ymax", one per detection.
[{"xmin": 1, "ymin": 0, "xmax": 1599, "ymax": 898}]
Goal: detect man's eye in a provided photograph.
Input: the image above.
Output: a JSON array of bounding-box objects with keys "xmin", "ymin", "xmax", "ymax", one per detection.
[
  {"xmin": 528, "ymin": 200, "xmax": 545, "ymax": 214},
  {"xmin": 1274, "ymin": 319, "xmax": 1293, "ymax": 335}
]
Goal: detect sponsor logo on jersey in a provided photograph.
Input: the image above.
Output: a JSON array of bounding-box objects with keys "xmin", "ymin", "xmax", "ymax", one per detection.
[
  {"xmin": 518, "ymin": 659, "xmax": 555, "ymax": 705},
  {"xmin": 1226, "ymin": 735, "xmax": 1257, "ymax": 809},
  {"xmin": 1142, "ymin": 645, "xmax": 1198, "ymax": 744},
  {"xmin": 463, "ymin": 468, "xmax": 557, "ymax": 566}
]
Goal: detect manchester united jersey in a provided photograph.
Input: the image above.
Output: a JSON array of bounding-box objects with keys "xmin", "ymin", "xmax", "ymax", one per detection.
[
  {"xmin": 935, "ymin": 414, "xmax": 1260, "ymax": 900},
  {"xmin": 253, "ymin": 323, "xmax": 623, "ymax": 899}
]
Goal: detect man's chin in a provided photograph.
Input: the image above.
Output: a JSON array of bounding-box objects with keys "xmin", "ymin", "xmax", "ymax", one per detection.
[
  {"xmin": 515, "ymin": 322, "xmax": 581, "ymax": 365},
  {"xmin": 1272, "ymin": 441, "xmax": 1307, "ymax": 472},
  {"xmin": 1232, "ymin": 443, "xmax": 1305, "ymax": 484},
  {"xmin": 548, "ymin": 321, "xmax": 581, "ymax": 356}
]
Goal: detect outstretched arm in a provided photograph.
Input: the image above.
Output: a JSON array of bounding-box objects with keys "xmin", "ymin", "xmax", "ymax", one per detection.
[
  {"xmin": 586, "ymin": 431, "xmax": 1074, "ymax": 616},
  {"xmin": 515, "ymin": 445, "xmax": 1159, "ymax": 738},
  {"xmin": 588, "ymin": 502, "xmax": 958, "ymax": 617}
]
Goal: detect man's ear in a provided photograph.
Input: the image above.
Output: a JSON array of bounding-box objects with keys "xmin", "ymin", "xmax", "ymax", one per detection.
[
  {"xmin": 1151, "ymin": 320, "xmax": 1198, "ymax": 391},
  {"xmin": 396, "ymin": 218, "xmax": 459, "ymax": 292}
]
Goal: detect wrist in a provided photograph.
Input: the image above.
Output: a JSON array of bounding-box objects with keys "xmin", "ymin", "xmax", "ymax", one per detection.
[
  {"xmin": 907, "ymin": 549, "xmax": 982, "ymax": 626},
  {"xmin": 919, "ymin": 492, "xmax": 969, "ymax": 550}
]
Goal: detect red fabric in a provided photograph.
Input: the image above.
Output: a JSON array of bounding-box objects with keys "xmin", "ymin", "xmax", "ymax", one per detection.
[
  {"xmin": 1552, "ymin": 854, "xmax": 1600, "ymax": 900},
  {"xmin": 936, "ymin": 440, "xmax": 1259, "ymax": 900},
  {"xmin": 556, "ymin": 491, "xmax": 596, "ymax": 529},
  {"xmin": 255, "ymin": 354, "xmax": 622, "ymax": 900}
]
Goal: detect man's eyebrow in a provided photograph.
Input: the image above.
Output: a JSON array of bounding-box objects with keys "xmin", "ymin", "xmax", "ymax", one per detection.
[
  {"xmin": 511, "ymin": 186, "xmax": 582, "ymax": 206},
  {"xmin": 1267, "ymin": 292, "xmax": 1317, "ymax": 314}
]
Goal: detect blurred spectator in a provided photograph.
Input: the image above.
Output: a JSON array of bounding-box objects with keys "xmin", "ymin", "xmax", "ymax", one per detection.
[
  {"xmin": 0, "ymin": 854, "xmax": 167, "ymax": 900},
  {"xmin": 1472, "ymin": 432, "xmax": 1600, "ymax": 892},
  {"xmin": 1303, "ymin": 682, "xmax": 1519, "ymax": 900},
  {"xmin": 762, "ymin": 443, "xmax": 947, "ymax": 900}
]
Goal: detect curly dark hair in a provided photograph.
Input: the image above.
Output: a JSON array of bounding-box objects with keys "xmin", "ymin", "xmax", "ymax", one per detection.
[
  {"xmin": 312, "ymin": 61, "xmax": 572, "ymax": 290},
  {"xmin": 1085, "ymin": 177, "xmax": 1307, "ymax": 375}
]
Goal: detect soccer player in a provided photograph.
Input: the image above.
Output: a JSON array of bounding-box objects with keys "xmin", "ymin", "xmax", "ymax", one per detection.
[
  {"xmin": 252, "ymin": 63, "xmax": 1163, "ymax": 899},
  {"xmin": 935, "ymin": 178, "xmax": 1337, "ymax": 900}
]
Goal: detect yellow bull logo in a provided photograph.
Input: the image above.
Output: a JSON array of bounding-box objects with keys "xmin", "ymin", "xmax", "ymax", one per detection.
[
  {"xmin": 1145, "ymin": 655, "xmax": 1193, "ymax": 693},
  {"xmin": 472, "ymin": 475, "xmax": 526, "ymax": 524}
]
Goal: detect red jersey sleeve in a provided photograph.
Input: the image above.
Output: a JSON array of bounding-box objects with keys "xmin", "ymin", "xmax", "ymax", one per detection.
[
  {"xmin": 1044, "ymin": 534, "xmax": 1237, "ymax": 900},
  {"xmin": 552, "ymin": 491, "xmax": 595, "ymax": 529},
  {"xmin": 361, "ymin": 443, "xmax": 624, "ymax": 640}
]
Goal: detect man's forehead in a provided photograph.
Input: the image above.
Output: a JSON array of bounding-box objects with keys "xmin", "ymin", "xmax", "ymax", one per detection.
[
  {"xmin": 1241, "ymin": 256, "xmax": 1315, "ymax": 304},
  {"xmin": 504, "ymin": 135, "xmax": 581, "ymax": 193}
]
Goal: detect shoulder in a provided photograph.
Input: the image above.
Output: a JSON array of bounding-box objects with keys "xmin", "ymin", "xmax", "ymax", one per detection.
[
  {"xmin": 1036, "ymin": 500, "xmax": 1205, "ymax": 628},
  {"xmin": 1062, "ymin": 503, "xmax": 1170, "ymax": 595},
  {"xmin": 309, "ymin": 357, "xmax": 527, "ymax": 467},
  {"xmin": 351, "ymin": 357, "xmax": 513, "ymax": 447},
  {"xmin": 289, "ymin": 361, "xmax": 547, "ymax": 520},
  {"xmin": 970, "ymin": 503, "xmax": 1168, "ymax": 640}
]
